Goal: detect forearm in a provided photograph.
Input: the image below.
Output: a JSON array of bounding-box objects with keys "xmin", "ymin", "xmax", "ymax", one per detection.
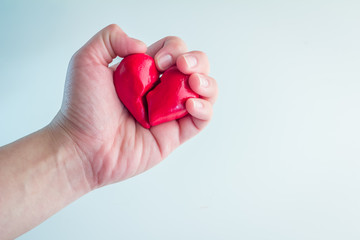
[{"xmin": 0, "ymin": 124, "xmax": 91, "ymax": 239}]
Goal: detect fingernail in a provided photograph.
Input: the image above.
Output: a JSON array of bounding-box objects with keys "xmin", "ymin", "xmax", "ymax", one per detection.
[
  {"xmin": 184, "ymin": 55, "xmax": 197, "ymax": 68},
  {"xmin": 158, "ymin": 54, "xmax": 172, "ymax": 69},
  {"xmin": 198, "ymin": 74, "xmax": 209, "ymax": 88},
  {"xmin": 193, "ymin": 99, "xmax": 203, "ymax": 109}
]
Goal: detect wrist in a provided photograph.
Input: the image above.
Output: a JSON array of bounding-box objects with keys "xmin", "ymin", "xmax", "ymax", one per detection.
[{"xmin": 46, "ymin": 119, "xmax": 94, "ymax": 194}]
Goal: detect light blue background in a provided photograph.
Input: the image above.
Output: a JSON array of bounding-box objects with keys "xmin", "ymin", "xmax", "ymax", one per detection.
[{"xmin": 1, "ymin": 0, "xmax": 360, "ymax": 239}]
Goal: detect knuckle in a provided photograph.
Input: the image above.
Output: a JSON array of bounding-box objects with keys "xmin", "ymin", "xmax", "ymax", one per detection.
[
  {"xmin": 209, "ymin": 76, "xmax": 217, "ymax": 88},
  {"xmin": 166, "ymin": 35, "xmax": 183, "ymax": 43},
  {"xmin": 165, "ymin": 36, "xmax": 187, "ymax": 52},
  {"xmin": 70, "ymin": 49, "xmax": 83, "ymax": 64},
  {"xmin": 188, "ymin": 50, "xmax": 207, "ymax": 58},
  {"xmin": 191, "ymin": 51, "xmax": 209, "ymax": 73},
  {"xmin": 106, "ymin": 24, "xmax": 120, "ymax": 32},
  {"xmin": 194, "ymin": 50, "xmax": 206, "ymax": 55},
  {"xmin": 197, "ymin": 51, "xmax": 208, "ymax": 61}
]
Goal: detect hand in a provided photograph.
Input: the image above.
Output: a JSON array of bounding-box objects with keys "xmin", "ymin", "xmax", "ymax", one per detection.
[{"xmin": 51, "ymin": 24, "xmax": 218, "ymax": 188}]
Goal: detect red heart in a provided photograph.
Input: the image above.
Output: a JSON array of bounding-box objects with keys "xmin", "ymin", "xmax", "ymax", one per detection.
[
  {"xmin": 147, "ymin": 66, "xmax": 199, "ymax": 126},
  {"xmin": 113, "ymin": 53, "xmax": 199, "ymax": 128},
  {"xmin": 113, "ymin": 54, "xmax": 159, "ymax": 128}
]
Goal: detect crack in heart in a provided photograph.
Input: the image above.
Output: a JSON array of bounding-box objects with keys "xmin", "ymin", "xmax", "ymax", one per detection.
[{"xmin": 113, "ymin": 53, "xmax": 199, "ymax": 129}]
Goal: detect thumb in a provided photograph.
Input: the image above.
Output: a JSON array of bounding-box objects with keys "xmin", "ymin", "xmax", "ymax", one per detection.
[{"xmin": 73, "ymin": 24, "xmax": 147, "ymax": 66}]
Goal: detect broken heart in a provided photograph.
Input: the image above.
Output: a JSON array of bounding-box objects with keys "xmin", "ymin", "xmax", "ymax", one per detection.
[{"xmin": 113, "ymin": 53, "xmax": 199, "ymax": 128}]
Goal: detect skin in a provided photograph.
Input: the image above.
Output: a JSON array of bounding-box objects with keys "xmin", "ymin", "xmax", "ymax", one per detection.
[{"xmin": 0, "ymin": 24, "xmax": 218, "ymax": 239}]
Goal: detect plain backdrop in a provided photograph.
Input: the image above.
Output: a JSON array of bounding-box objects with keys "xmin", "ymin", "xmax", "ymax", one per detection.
[{"xmin": 1, "ymin": 0, "xmax": 360, "ymax": 239}]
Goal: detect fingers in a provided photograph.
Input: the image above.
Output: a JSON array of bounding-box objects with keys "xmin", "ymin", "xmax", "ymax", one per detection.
[
  {"xmin": 146, "ymin": 36, "xmax": 210, "ymax": 76},
  {"xmin": 147, "ymin": 36, "xmax": 188, "ymax": 71},
  {"xmin": 186, "ymin": 98, "xmax": 213, "ymax": 121},
  {"xmin": 188, "ymin": 74, "xmax": 218, "ymax": 104},
  {"xmin": 184, "ymin": 71, "xmax": 218, "ymax": 132},
  {"xmin": 176, "ymin": 51, "xmax": 210, "ymax": 75},
  {"xmin": 146, "ymin": 36, "xmax": 217, "ymax": 143},
  {"xmin": 73, "ymin": 24, "xmax": 147, "ymax": 66},
  {"xmin": 185, "ymin": 98, "xmax": 213, "ymax": 131},
  {"xmin": 177, "ymin": 98, "xmax": 213, "ymax": 142}
]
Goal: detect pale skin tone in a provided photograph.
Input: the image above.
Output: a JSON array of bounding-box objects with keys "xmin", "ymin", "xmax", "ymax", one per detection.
[{"xmin": 0, "ymin": 24, "xmax": 218, "ymax": 239}]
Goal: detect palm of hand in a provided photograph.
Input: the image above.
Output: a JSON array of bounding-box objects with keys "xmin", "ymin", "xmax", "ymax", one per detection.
[{"xmin": 60, "ymin": 60, "xmax": 163, "ymax": 187}]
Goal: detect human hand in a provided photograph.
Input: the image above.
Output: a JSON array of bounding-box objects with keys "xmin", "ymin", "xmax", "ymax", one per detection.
[{"xmin": 50, "ymin": 24, "xmax": 218, "ymax": 189}]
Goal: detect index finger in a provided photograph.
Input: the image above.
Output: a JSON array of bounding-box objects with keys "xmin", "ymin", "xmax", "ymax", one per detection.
[{"xmin": 146, "ymin": 36, "xmax": 188, "ymax": 72}]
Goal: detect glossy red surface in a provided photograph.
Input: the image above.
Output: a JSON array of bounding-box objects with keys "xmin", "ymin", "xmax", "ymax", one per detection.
[
  {"xmin": 113, "ymin": 53, "xmax": 159, "ymax": 128},
  {"xmin": 147, "ymin": 66, "xmax": 199, "ymax": 126},
  {"xmin": 113, "ymin": 54, "xmax": 198, "ymax": 128}
]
